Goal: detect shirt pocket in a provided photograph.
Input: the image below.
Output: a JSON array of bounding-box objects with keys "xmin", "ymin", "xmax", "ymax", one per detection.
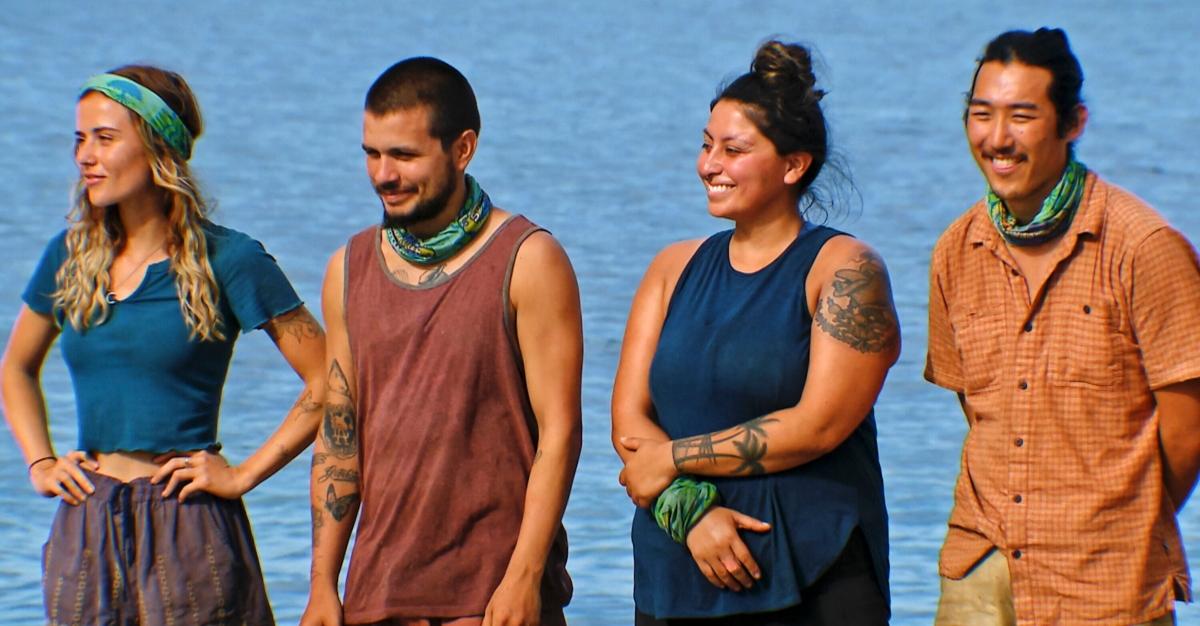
[
  {"xmin": 1051, "ymin": 300, "xmax": 1121, "ymax": 388},
  {"xmin": 951, "ymin": 309, "xmax": 1007, "ymax": 393}
]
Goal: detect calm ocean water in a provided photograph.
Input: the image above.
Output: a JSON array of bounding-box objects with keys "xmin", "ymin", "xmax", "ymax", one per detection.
[{"xmin": 2, "ymin": 1, "xmax": 1198, "ymax": 623}]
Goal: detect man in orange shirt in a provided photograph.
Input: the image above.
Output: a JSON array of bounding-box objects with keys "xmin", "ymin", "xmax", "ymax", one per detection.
[{"xmin": 926, "ymin": 28, "xmax": 1200, "ymax": 624}]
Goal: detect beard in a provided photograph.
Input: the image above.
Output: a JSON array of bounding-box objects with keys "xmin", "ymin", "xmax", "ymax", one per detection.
[{"xmin": 379, "ymin": 164, "xmax": 459, "ymax": 230}]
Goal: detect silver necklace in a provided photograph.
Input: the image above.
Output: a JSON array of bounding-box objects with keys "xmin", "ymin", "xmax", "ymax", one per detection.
[{"xmin": 106, "ymin": 240, "xmax": 166, "ymax": 304}]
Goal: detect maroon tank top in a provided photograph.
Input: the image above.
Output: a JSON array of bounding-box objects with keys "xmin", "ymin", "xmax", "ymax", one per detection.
[{"xmin": 341, "ymin": 215, "xmax": 571, "ymax": 621}]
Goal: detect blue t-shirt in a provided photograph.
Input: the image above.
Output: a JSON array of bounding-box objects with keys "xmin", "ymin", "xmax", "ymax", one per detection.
[
  {"xmin": 22, "ymin": 223, "xmax": 302, "ymax": 453},
  {"xmin": 633, "ymin": 225, "xmax": 890, "ymax": 618}
]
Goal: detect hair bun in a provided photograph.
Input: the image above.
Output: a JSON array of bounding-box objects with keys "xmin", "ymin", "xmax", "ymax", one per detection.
[{"xmin": 751, "ymin": 40, "xmax": 824, "ymax": 102}]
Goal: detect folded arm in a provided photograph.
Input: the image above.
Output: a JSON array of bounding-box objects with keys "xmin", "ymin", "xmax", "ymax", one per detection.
[{"xmin": 620, "ymin": 238, "xmax": 900, "ymax": 504}]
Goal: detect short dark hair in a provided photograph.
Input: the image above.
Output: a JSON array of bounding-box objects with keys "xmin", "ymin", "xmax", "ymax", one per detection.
[
  {"xmin": 968, "ymin": 28, "xmax": 1084, "ymax": 137},
  {"xmin": 714, "ymin": 40, "xmax": 828, "ymax": 197},
  {"xmin": 365, "ymin": 57, "xmax": 481, "ymax": 148}
]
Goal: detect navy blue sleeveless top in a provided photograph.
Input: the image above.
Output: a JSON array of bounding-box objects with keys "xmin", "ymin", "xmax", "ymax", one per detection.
[{"xmin": 632, "ymin": 225, "xmax": 889, "ymax": 618}]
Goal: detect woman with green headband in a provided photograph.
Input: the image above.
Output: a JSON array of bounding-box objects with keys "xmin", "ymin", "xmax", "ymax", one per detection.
[{"xmin": 1, "ymin": 64, "xmax": 326, "ymax": 623}]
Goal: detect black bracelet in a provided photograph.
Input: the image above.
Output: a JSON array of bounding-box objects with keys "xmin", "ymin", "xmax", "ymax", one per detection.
[{"xmin": 27, "ymin": 455, "xmax": 56, "ymax": 472}]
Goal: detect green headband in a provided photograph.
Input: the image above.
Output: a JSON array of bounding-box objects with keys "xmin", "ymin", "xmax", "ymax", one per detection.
[{"xmin": 80, "ymin": 73, "xmax": 193, "ymax": 159}]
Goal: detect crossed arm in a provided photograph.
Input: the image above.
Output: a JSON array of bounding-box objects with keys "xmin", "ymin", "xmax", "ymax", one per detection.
[{"xmin": 616, "ymin": 236, "xmax": 901, "ymax": 506}]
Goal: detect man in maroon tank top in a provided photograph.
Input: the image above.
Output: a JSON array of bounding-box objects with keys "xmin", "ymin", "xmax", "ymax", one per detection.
[{"xmin": 301, "ymin": 57, "xmax": 582, "ymax": 626}]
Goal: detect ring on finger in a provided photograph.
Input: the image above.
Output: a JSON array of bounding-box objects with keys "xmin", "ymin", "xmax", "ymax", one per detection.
[{"xmin": 183, "ymin": 458, "xmax": 191, "ymax": 468}]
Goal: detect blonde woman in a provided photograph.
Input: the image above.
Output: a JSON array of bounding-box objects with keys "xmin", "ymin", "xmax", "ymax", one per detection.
[{"xmin": 1, "ymin": 65, "xmax": 325, "ymax": 624}]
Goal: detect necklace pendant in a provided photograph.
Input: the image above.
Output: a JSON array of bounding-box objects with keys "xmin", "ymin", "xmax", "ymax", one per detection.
[{"xmin": 105, "ymin": 292, "xmax": 118, "ymax": 305}]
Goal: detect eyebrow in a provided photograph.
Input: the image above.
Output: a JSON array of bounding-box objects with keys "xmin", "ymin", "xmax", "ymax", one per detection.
[
  {"xmin": 968, "ymin": 98, "xmax": 1041, "ymax": 111},
  {"xmin": 77, "ymin": 125, "xmax": 122, "ymax": 134},
  {"xmin": 701, "ymin": 128, "xmax": 754, "ymax": 143}
]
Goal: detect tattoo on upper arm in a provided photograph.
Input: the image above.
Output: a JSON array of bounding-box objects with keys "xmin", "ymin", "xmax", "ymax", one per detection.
[
  {"xmin": 813, "ymin": 252, "xmax": 899, "ymax": 353},
  {"xmin": 323, "ymin": 484, "xmax": 360, "ymax": 522},
  {"xmin": 671, "ymin": 416, "xmax": 779, "ymax": 475},
  {"xmin": 266, "ymin": 307, "xmax": 323, "ymax": 343},
  {"xmin": 322, "ymin": 360, "xmax": 358, "ymax": 458}
]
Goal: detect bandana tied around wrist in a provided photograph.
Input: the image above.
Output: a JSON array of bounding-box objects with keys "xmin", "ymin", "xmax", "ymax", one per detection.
[
  {"xmin": 385, "ymin": 174, "xmax": 492, "ymax": 265},
  {"xmin": 987, "ymin": 159, "xmax": 1087, "ymax": 246},
  {"xmin": 80, "ymin": 74, "xmax": 193, "ymax": 159},
  {"xmin": 654, "ymin": 477, "xmax": 719, "ymax": 544}
]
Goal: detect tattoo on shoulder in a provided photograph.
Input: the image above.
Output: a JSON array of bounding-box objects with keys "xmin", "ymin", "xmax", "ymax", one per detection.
[
  {"xmin": 323, "ymin": 484, "xmax": 360, "ymax": 522},
  {"xmin": 266, "ymin": 307, "xmax": 322, "ymax": 343},
  {"xmin": 322, "ymin": 360, "xmax": 358, "ymax": 458},
  {"xmin": 813, "ymin": 252, "xmax": 899, "ymax": 353},
  {"xmin": 671, "ymin": 416, "xmax": 779, "ymax": 475}
]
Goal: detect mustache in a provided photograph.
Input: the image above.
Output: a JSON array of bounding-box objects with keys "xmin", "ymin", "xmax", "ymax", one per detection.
[
  {"xmin": 982, "ymin": 146, "xmax": 1019, "ymax": 158},
  {"xmin": 374, "ymin": 181, "xmax": 412, "ymax": 196}
]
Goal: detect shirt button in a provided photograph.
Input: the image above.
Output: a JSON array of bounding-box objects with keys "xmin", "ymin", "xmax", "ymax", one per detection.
[
  {"xmin": 1023, "ymin": 322, "xmax": 1033, "ymax": 332},
  {"xmin": 1018, "ymin": 380, "xmax": 1028, "ymax": 390},
  {"xmin": 1015, "ymin": 438, "xmax": 1024, "ymax": 447},
  {"xmin": 1013, "ymin": 494, "xmax": 1023, "ymax": 503},
  {"xmin": 1083, "ymin": 305, "xmax": 1092, "ymax": 314},
  {"xmin": 1013, "ymin": 549, "xmax": 1023, "ymax": 559}
]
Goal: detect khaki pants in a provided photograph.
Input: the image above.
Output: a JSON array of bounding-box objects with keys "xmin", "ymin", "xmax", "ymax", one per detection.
[{"xmin": 934, "ymin": 549, "xmax": 1175, "ymax": 626}]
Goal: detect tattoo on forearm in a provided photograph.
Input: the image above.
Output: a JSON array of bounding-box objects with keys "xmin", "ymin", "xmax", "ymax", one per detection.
[
  {"xmin": 322, "ymin": 361, "xmax": 358, "ymax": 458},
  {"xmin": 323, "ymin": 484, "xmax": 360, "ymax": 522},
  {"xmin": 311, "ymin": 505, "xmax": 324, "ymax": 546},
  {"xmin": 311, "ymin": 452, "xmax": 328, "ymax": 467},
  {"xmin": 288, "ymin": 389, "xmax": 322, "ymax": 422},
  {"xmin": 317, "ymin": 466, "xmax": 359, "ymax": 484},
  {"xmin": 266, "ymin": 307, "xmax": 323, "ymax": 343},
  {"xmin": 813, "ymin": 252, "xmax": 899, "ymax": 353},
  {"xmin": 672, "ymin": 416, "xmax": 779, "ymax": 475}
]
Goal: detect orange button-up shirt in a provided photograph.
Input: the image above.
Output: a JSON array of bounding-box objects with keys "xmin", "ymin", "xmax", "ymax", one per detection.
[{"xmin": 925, "ymin": 173, "xmax": 1200, "ymax": 624}]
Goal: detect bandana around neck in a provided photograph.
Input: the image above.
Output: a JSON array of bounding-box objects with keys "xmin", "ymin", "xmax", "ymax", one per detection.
[
  {"xmin": 987, "ymin": 159, "xmax": 1087, "ymax": 246},
  {"xmin": 385, "ymin": 174, "xmax": 492, "ymax": 265}
]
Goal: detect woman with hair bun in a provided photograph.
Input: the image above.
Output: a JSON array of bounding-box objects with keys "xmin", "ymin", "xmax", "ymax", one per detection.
[
  {"xmin": 614, "ymin": 40, "xmax": 897, "ymax": 624},
  {"xmin": 1, "ymin": 65, "xmax": 325, "ymax": 624}
]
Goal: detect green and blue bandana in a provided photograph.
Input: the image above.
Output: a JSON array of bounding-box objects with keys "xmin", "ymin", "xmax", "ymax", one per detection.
[
  {"xmin": 385, "ymin": 173, "xmax": 492, "ymax": 265},
  {"xmin": 81, "ymin": 73, "xmax": 193, "ymax": 159},
  {"xmin": 987, "ymin": 159, "xmax": 1087, "ymax": 246}
]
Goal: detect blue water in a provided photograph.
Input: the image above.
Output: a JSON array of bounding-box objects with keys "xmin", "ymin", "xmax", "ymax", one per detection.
[{"xmin": 2, "ymin": 1, "xmax": 1198, "ymax": 623}]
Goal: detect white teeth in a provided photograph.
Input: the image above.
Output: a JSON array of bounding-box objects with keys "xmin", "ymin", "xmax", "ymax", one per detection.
[
  {"xmin": 707, "ymin": 184, "xmax": 734, "ymax": 192},
  {"xmin": 992, "ymin": 157, "xmax": 1017, "ymax": 167}
]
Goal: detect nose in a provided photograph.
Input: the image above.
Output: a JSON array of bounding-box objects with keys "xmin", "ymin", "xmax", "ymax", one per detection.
[
  {"xmin": 75, "ymin": 136, "xmax": 96, "ymax": 167},
  {"xmin": 370, "ymin": 156, "xmax": 399, "ymax": 187},
  {"xmin": 698, "ymin": 148, "xmax": 722, "ymax": 177},
  {"xmin": 987, "ymin": 117, "xmax": 1015, "ymax": 152}
]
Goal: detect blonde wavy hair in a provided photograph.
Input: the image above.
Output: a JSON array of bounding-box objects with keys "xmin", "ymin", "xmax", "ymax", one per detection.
[{"xmin": 53, "ymin": 65, "xmax": 225, "ymax": 341}]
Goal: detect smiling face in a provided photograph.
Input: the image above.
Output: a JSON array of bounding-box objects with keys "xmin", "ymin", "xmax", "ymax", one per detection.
[
  {"xmin": 363, "ymin": 105, "xmax": 474, "ymax": 232},
  {"xmin": 966, "ymin": 61, "xmax": 1086, "ymax": 221},
  {"xmin": 697, "ymin": 100, "xmax": 810, "ymax": 221},
  {"xmin": 75, "ymin": 91, "xmax": 157, "ymax": 209}
]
